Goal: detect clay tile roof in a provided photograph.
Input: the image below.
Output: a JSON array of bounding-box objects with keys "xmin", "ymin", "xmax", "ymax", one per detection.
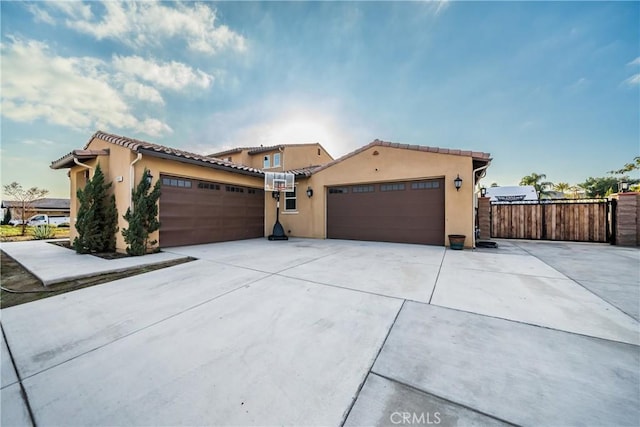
[
  {"xmin": 285, "ymin": 165, "xmax": 323, "ymax": 177},
  {"xmin": 50, "ymin": 149, "xmax": 110, "ymax": 169},
  {"xmin": 312, "ymin": 139, "xmax": 491, "ymax": 174},
  {"xmin": 209, "ymin": 143, "xmax": 331, "ymax": 158},
  {"xmin": 86, "ymin": 131, "xmax": 264, "ymax": 177}
]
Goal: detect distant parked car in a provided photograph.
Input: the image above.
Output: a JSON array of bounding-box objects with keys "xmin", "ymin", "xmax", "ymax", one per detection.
[
  {"xmin": 26, "ymin": 214, "xmax": 71, "ymax": 227},
  {"xmin": 8, "ymin": 219, "xmax": 25, "ymax": 226}
]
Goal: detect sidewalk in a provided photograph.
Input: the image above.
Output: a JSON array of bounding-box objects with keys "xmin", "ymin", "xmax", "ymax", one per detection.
[{"xmin": 1, "ymin": 240, "xmax": 187, "ymax": 286}]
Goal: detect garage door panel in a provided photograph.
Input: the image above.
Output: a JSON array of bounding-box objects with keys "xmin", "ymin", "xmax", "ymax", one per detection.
[
  {"xmin": 159, "ymin": 175, "xmax": 264, "ymax": 247},
  {"xmin": 327, "ymin": 179, "xmax": 444, "ymax": 246}
]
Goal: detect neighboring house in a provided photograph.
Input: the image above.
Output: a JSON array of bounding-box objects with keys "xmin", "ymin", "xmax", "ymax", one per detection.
[
  {"xmin": 484, "ymin": 186, "xmax": 538, "ymax": 202},
  {"xmin": 1, "ymin": 198, "xmax": 70, "ymax": 221},
  {"xmin": 51, "ymin": 130, "xmax": 491, "ymax": 251}
]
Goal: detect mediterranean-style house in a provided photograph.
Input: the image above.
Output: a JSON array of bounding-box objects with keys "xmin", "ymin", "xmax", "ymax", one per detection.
[{"xmin": 51, "ymin": 131, "xmax": 491, "ymax": 252}]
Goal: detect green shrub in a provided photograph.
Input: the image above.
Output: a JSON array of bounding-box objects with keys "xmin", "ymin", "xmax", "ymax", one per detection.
[
  {"xmin": 32, "ymin": 225, "xmax": 55, "ymax": 240},
  {"xmin": 122, "ymin": 169, "xmax": 161, "ymax": 256},
  {"xmin": 74, "ymin": 164, "xmax": 118, "ymax": 253},
  {"xmin": 57, "ymin": 222, "xmax": 70, "ymax": 228},
  {"xmin": 1, "ymin": 209, "xmax": 11, "ymax": 226}
]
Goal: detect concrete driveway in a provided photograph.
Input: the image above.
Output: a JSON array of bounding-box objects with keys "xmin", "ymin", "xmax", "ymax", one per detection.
[{"xmin": 1, "ymin": 239, "xmax": 638, "ymax": 426}]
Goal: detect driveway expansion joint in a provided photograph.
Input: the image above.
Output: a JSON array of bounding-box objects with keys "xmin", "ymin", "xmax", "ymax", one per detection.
[
  {"xmin": 1, "ymin": 323, "xmax": 37, "ymax": 427},
  {"xmin": 340, "ymin": 299, "xmax": 406, "ymax": 426},
  {"xmin": 368, "ymin": 372, "xmax": 520, "ymax": 427}
]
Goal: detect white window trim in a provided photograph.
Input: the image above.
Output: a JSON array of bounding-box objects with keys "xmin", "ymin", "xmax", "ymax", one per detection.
[
  {"xmin": 284, "ymin": 184, "xmax": 297, "ymax": 212},
  {"xmin": 273, "ymin": 152, "xmax": 281, "ymax": 167},
  {"xmin": 263, "ymin": 154, "xmax": 270, "ymax": 169}
]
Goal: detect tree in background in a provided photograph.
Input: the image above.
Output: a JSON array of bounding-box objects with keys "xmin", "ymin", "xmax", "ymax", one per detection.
[
  {"xmin": 578, "ymin": 176, "xmax": 621, "ymax": 198},
  {"xmin": 490, "ymin": 182, "xmax": 499, "ymax": 187},
  {"xmin": 608, "ymin": 156, "xmax": 640, "ymax": 192},
  {"xmin": 1, "ymin": 208, "xmax": 12, "ymax": 225},
  {"xmin": 553, "ymin": 182, "xmax": 570, "ymax": 193},
  {"xmin": 519, "ymin": 173, "xmax": 554, "ymax": 199},
  {"xmin": 122, "ymin": 169, "xmax": 161, "ymax": 256},
  {"xmin": 609, "ymin": 156, "xmax": 640, "ymax": 175},
  {"xmin": 73, "ymin": 165, "xmax": 118, "ymax": 254},
  {"xmin": 2, "ymin": 182, "xmax": 48, "ymax": 235}
]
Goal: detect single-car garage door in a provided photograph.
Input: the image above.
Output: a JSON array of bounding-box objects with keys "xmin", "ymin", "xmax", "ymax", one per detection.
[
  {"xmin": 159, "ymin": 175, "xmax": 264, "ymax": 247},
  {"xmin": 327, "ymin": 179, "xmax": 445, "ymax": 245}
]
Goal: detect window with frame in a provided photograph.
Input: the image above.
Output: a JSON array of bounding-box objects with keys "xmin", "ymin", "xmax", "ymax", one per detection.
[
  {"xmin": 273, "ymin": 153, "xmax": 281, "ymax": 167},
  {"xmin": 162, "ymin": 177, "xmax": 192, "ymax": 188},
  {"xmin": 284, "ymin": 186, "xmax": 297, "ymax": 211},
  {"xmin": 329, "ymin": 187, "xmax": 348, "ymax": 194},
  {"xmin": 263, "ymin": 155, "xmax": 270, "ymax": 169},
  {"xmin": 411, "ymin": 181, "xmax": 440, "ymax": 190},
  {"xmin": 352, "ymin": 185, "xmax": 374, "ymax": 193},
  {"xmin": 380, "ymin": 183, "xmax": 405, "ymax": 192}
]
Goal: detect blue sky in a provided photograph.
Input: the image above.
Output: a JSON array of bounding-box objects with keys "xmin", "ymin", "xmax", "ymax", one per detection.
[{"xmin": 2, "ymin": 1, "xmax": 638, "ymax": 198}]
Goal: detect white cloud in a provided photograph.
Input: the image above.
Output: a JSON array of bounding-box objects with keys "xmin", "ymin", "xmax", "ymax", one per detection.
[
  {"xmin": 59, "ymin": 1, "xmax": 246, "ymax": 54},
  {"xmin": 628, "ymin": 57, "xmax": 640, "ymax": 66},
  {"xmin": 122, "ymin": 81, "xmax": 165, "ymax": 105},
  {"xmin": 1, "ymin": 37, "xmax": 171, "ymax": 137},
  {"xmin": 113, "ymin": 55, "xmax": 213, "ymax": 91},
  {"xmin": 49, "ymin": 1, "xmax": 93, "ymax": 20},
  {"xmin": 624, "ymin": 73, "xmax": 640, "ymax": 86},
  {"xmin": 428, "ymin": 0, "xmax": 450, "ymax": 17},
  {"xmin": 21, "ymin": 138, "xmax": 56, "ymax": 146},
  {"xmin": 25, "ymin": 3, "xmax": 55, "ymax": 25},
  {"xmin": 139, "ymin": 119, "xmax": 173, "ymax": 138}
]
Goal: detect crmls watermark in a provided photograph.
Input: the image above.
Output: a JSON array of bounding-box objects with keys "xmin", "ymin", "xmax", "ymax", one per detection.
[{"xmin": 390, "ymin": 411, "xmax": 441, "ymax": 425}]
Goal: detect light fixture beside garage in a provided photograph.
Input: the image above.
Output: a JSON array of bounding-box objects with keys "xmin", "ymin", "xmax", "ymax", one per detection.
[
  {"xmin": 454, "ymin": 175, "xmax": 462, "ymax": 191},
  {"xmin": 146, "ymin": 172, "xmax": 153, "ymax": 184},
  {"xmin": 480, "ymin": 186, "xmax": 487, "ymax": 197},
  {"xmin": 306, "ymin": 186, "xmax": 314, "ymax": 198}
]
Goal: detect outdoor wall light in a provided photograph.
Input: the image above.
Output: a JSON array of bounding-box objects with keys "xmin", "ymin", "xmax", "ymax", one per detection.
[
  {"xmin": 480, "ymin": 187, "xmax": 487, "ymax": 197},
  {"xmin": 146, "ymin": 172, "xmax": 153, "ymax": 184},
  {"xmin": 619, "ymin": 180, "xmax": 630, "ymax": 193},
  {"xmin": 454, "ymin": 175, "xmax": 463, "ymax": 191},
  {"xmin": 306, "ymin": 186, "xmax": 314, "ymax": 198}
]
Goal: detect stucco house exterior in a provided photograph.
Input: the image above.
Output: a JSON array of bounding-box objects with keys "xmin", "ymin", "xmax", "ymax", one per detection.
[{"xmin": 51, "ymin": 131, "xmax": 491, "ymax": 252}]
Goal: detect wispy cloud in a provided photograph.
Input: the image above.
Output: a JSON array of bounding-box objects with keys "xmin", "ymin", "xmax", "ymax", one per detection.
[
  {"xmin": 428, "ymin": 0, "xmax": 450, "ymax": 17},
  {"xmin": 36, "ymin": 1, "xmax": 246, "ymax": 55},
  {"xmin": 112, "ymin": 56, "xmax": 213, "ymax": 91},
  {"xmin": 21, "ymin": 138, "xmax": 56, "ymax": 146},
  {"xmin": 25, "ymin": 3, "xmax": 55, "ymax": 25},
  {"xmin": 623, "ymin": 74, "xmax": 640, "ymax": 86},
  {"xmin": 628, "ymin": 57, "xmax": 640, "ymax": 66},
  {"xmin": 1, "ymin": 37, "xmax": 172, "ymax": 137}
]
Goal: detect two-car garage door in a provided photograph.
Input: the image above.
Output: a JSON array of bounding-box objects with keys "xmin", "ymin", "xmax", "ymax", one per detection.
[
  {"xmin": 159, "ymin": 175, "xmax": 264, "ymax": 247},
  {"xmin": 327, "ymin": 179, "xmax": 445, "ymax": 245}
]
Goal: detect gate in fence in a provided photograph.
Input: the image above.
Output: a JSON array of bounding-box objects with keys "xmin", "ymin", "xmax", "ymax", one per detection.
[{"xmin": 490, "ymin": 199, "xmax": 614, "ymax": 243}]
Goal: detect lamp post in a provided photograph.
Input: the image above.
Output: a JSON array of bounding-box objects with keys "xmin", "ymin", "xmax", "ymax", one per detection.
[{"xmin": 619, "ymin": 180, "xmax": 630, "ymax": 193}]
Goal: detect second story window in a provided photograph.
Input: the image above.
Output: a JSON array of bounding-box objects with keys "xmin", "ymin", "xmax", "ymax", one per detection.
[
  {"xmin": 263, "ymin": 155, "xmax": 270, "ymax": 169},
  {"xmin": 273, "ymin": 153, "xmax": 281, "ymax": 167}
]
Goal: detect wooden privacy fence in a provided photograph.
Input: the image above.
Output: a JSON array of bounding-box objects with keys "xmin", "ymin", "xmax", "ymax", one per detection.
[{"xmin": 491, "ymin": 200, "xmax": 610, "ymax": 242}]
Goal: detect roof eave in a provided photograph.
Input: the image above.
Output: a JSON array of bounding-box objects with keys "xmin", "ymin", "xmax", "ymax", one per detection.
[
  {"xmin": 139, "ymin": 148, "xmax": 264, "ymax": 178},
  {"xmin": 50, "ymin": 150, "xmax": 109, "ymax": 170}
]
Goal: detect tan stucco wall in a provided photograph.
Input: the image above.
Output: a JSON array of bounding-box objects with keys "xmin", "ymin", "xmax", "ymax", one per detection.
[
  {"xmin": 282, "ymin": 145, "xmax": 333, "ymax": 169},
  {"xmin": 68, "ymin": 137, "xmax": 263, "ymax": 252},
  {"xmin": 264, "ymin": 145, "xmax": 479, "ymax": 247},
  {"xmin": 228, "ymin": 144, "xmax": 333, "ymax": 171}
]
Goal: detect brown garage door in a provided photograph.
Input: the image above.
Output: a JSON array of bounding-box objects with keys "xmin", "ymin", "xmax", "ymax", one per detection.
[
  {"xmin": 327, "ymin": 179, "xmax": 445, "ymax": 245},
  {"xmin": 159, "ymin": 175, "xmax": 264, "ymax": 247}
]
